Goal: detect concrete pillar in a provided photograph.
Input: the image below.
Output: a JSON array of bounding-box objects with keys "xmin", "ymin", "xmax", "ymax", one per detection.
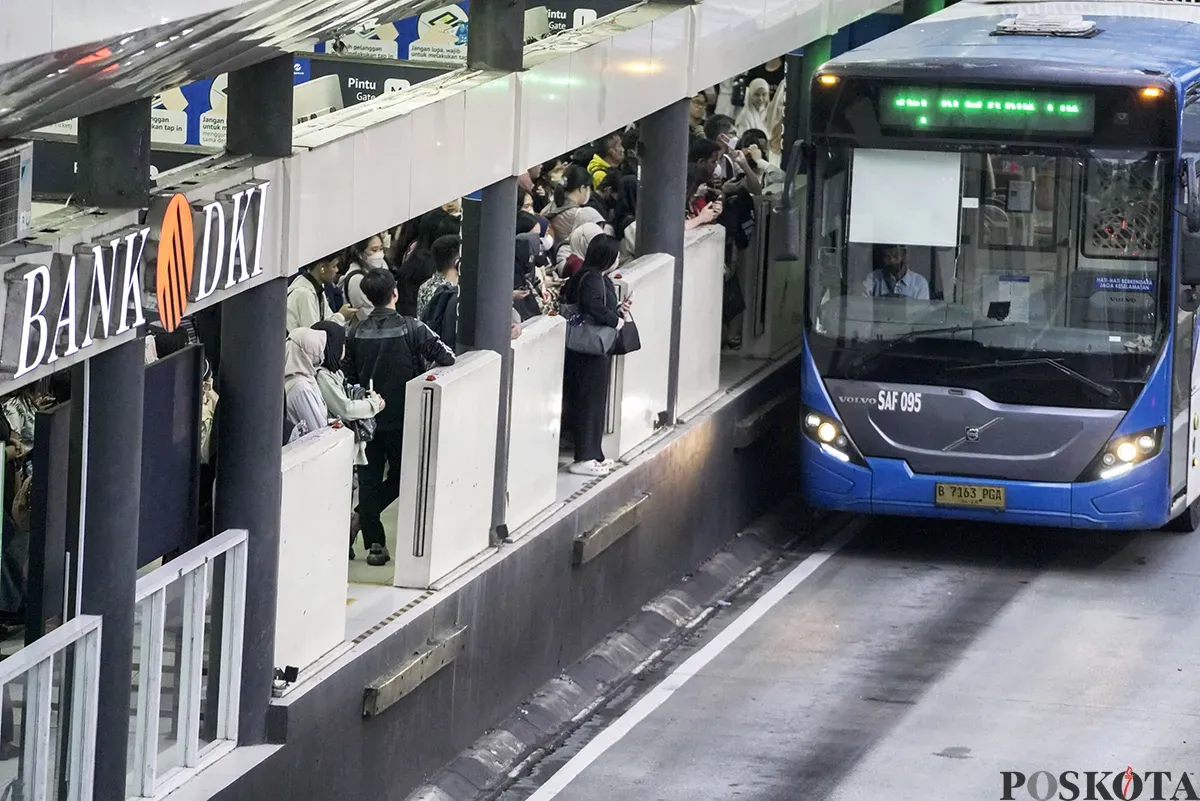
[
  {"xmin": 471, "ymin": 178, "xmax": 518, "ymax": 542},
  {"xmin": 904, "ymin": 0, "xmax": 945, "ymax": 24},
  {"xmin": 214, "ymin": 279, "xmax": 286, "ymax": 744},
  {"xmin": 635, "ymin": 98, "xmax": 689, "ymax": 425},
  {"xmin": 79, "ymin": 339, "xmax": 144, "ymax": 800},
  {"xmin": 226, "ymin": 54, "xmax": 295, "ymax": 158},
  {"xmin": 467, "ymin": 0, "xmax": 526, "ymax": 72},
  {"xmin": 76, "ymin": 99, "xmax": 151, "ymax": 208}
]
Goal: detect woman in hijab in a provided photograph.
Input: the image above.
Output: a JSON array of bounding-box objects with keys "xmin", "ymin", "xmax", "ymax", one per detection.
[
  {"xmin": 283, "ymin": 328, "xmax": 330, "ymax": 444},
  {"xmin": 555, "ymin": 206, "xmax": 608, "ymax": 276},
  {"xmin": 735, "ymin": 78, "xmax": 774, "ymax": 138},
  {"xmin": 561, "ymin": 222, "xmax": 604, "ymax": 280},
  {"xmin": 310, "ymin": 321, "xmax": 385, "ymax": 465}
]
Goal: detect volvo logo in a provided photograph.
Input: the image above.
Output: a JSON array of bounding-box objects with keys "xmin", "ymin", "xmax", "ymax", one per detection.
[
  {"xmin": 838, "ymin": 396, "xmax": 876, "ymax": 405},
  {"xmin": 965, "ymin": 427, "xmax": 981, "ymax": 442}
]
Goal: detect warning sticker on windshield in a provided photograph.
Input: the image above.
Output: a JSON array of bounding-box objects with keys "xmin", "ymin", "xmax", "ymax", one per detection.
[{"xmin": 1095, "ymin": 276, "xmax": 1153, "ymax": 292}]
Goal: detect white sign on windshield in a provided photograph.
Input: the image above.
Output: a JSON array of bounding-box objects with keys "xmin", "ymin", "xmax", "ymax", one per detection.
[{"xmin": 849, "ymin": 149, "xmax": 962, "ymax": 248}]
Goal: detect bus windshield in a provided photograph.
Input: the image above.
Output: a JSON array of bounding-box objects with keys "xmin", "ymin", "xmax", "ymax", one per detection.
[{"xmin": 806, "ymin": 144, "xmax": 1172, "ymax": 409}]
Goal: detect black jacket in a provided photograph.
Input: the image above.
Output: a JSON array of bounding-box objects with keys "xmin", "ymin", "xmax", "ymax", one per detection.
[
  {"xmin": 343, "ymin": 308, "xmax": 455, "ymax": 431},
  {"xmin": 420, "ymin": 284, "xmax": 458, "ymax": 352},
  {"xmin": 564, "ymin": 269, "xmax": 620, "ymax": 327}
]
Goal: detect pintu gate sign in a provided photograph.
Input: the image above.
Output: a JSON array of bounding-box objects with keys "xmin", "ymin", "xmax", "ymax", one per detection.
[{"xmin": 6, "ymin": 180, "xmax": 270, "ymax": 378}]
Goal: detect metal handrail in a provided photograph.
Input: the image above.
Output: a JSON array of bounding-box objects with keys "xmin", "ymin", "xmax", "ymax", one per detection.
[
  {"xmin": 0, "ymin": 616, "xmax": 101, "ymax": 687},
  {"xmin": 134, "ymin": 528, "xmax": 248, "ymax": 603}
]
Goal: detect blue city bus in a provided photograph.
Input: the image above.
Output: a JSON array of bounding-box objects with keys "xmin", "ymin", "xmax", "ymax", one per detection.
[{"xmin": 790, "ymin": 1, "xmax": 1200, "ymax": 531}]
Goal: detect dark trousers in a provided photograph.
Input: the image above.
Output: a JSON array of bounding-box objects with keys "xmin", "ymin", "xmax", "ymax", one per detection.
[
  {"xmin": 564, "ymin": 350, "xmax": 611, "ymax": 463},
  {"xmin": 358, "ymin": 429, "xmax": 405, "ymax": 549}
]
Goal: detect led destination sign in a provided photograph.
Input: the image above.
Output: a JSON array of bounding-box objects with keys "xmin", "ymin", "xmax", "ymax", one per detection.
[{"xmin": 879, "ymin": 87, "xmax": 1096, "ymax": 134}]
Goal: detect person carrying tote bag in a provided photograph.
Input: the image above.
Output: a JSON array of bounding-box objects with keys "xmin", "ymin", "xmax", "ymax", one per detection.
[{"xmin": 559, "ymin": 235, "xmax": 632, "ymax": 477}]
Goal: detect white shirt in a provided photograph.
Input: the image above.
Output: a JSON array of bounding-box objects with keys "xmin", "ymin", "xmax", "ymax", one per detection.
[{"xmin": 862, "ymin": 269, "xmax": 930, "ymax": 300}]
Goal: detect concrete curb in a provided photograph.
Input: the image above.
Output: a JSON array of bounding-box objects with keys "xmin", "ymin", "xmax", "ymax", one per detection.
[{"xmin": 406, "ymin": 498, "xmax": 839, "ymax": 801}]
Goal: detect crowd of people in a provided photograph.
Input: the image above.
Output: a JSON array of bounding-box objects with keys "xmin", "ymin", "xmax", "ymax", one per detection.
[{"xmin": 279, "ymin": 60, "xmax": 793, "ymax": 567}]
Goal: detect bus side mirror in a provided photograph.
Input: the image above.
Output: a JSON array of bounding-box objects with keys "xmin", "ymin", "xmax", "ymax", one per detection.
[
  {"xmin": 1187, "ymin": 157, "xmax": 1200, "ymax": 235},
  {"xmin": 771, "ymin": 141, "xmax": 808, "ymax": 262},
  {"xmin": 1182, "ymin": 158, "xmax": 1200, "ymax": 290}
]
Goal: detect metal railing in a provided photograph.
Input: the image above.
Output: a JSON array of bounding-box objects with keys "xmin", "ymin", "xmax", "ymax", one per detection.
[
  {"xmin": 127, "ymin": 529, "xmax": 247, "ymax": 800},
  {"xmin": 0, "ymin": 615, "xmax": 103, "ymax": 801}
]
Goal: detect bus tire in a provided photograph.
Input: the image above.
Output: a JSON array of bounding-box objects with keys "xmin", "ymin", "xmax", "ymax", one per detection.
[{"xmin": 1165, "ymin": 500, "xmax": 1200, "ymax": 533}]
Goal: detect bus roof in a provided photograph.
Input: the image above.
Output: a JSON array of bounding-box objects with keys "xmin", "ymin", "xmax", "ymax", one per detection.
[{"xmin": 827, "ymin": 1, "xmax": 1200, "ymax": 87}]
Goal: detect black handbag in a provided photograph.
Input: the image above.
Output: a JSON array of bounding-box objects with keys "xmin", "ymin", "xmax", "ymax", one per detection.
[
  {"xmin": 612, "ymin": 315, "xmax": 641, "ymax": 355},
  {"xmin": 342, "ymin": 382, "xmax": 377, "ymax": 444}
]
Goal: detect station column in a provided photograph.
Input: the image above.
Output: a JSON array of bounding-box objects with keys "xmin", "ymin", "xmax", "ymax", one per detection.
[
  {"xmin": 465, "ymin": 0, "xmax": 524, "ymax": 542},
  {"xmin": 215, "ymin": 53, "xmax": 292, "ymax": 745},
  {"xmin": 75, "ymin": 99, "xmax": 152, "ymax": 800},
  {"xmin": 635, "ymin": 99, "xmax": 689, "ymax": 425}
]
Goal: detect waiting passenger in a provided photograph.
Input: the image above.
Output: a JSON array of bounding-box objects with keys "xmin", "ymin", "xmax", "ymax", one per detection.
[
  {"xmin": 862, "ymin": 244, "xmax": 930, "ymax": 300},
  {"xmin": 283, "ymin": 328, "xmax": 331, "ymax": 444},
  {"xmin": 344, "ymin": 268, "xmax": 456, "ymax": 567},
  {"xmin": 416, "ymin": 234, "xmax": 462, "ymax": 319},
  {"xmin": 286, "ymin": 254, "xmax": 357, "ymax": 334},
  {"xmin": 545, "ymin": 165, "xmax": 593, "ymax": 243},
  {"xmin": 341, "ymin": 234, "xmax": 387, "ymax": 328},
  {"xmin": 588, "ymin": 132, "xmax": 625, "ymax": 190},
  {"xmin": 561, "ymin": 234, "xmax": 631, "ymax": 477}
]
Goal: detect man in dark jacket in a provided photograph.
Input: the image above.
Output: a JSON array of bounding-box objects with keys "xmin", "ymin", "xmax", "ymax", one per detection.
[{"xmin": 344, "ymin": 268, "xmax": 456, "ymax": 566}]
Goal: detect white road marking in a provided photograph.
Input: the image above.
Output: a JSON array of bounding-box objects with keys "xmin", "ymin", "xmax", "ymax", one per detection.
[{"xmin": 523, "ymin": 522, "xmax": 861, "ymax": 800}]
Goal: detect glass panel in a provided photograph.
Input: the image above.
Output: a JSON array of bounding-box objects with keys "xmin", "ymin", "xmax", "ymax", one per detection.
[
  {"xmin": 47, "ymin": 648, "xmax": 69, "ymax": 801},
  {"xmin": 806, "ymin": 144, "xmax": 1170, "ymax": 408},
  {"xmin": 157, "ymin": 580, "xmax": 186, "ymax": 777},
  {"xmin": 0, "ymin": 677, "xmax": 28, "ymax": 800},
  {"xmin": 198, "ymin": 561, "xmax": 219, "ymax": 752},
  {"xmin": 128, "ymin": 600, "xmax": 144, "ymax": 775}
]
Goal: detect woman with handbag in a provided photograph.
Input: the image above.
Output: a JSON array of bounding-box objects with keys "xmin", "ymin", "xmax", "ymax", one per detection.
[
  {"xmin": 560, "ymin": 234, "xmax": 632, "ymax": 478},
  {"xmin": 311, "ymin": 321, "xmax": 385, "ymax": 560}
]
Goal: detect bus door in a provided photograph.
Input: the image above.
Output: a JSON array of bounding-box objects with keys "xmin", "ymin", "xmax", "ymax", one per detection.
[{"xmin": 1178, "ymin": 87, "xmax": 1200, "ymax": 507}]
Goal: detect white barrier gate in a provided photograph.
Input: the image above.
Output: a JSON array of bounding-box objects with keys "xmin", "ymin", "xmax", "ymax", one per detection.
[
  {"xmin": 508, "ymin": 315, "xmax": 567, "ymax": 533},
  {"xmin": 394, "ymin": 351, "xmax": 501, "ymax": 589}
]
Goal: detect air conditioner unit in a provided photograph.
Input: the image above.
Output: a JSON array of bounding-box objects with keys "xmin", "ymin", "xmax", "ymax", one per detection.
[{"xmin": 0, "ymin": 141, "xmax": 33, "ymax": 247}]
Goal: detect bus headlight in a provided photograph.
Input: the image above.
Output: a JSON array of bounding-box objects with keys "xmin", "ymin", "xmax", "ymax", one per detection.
[
  {"xmin": 802, "ymin": 406, "xmax": 867, "ymax": 466},
  {"xmin": 1080, "ymin": 426, "xmax": 1164, "ymax": 482}
]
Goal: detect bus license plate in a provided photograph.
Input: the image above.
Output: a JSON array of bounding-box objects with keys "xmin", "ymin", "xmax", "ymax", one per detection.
[{"xmin": 935, "ymin": 483, "xmax": 1005, "ymax": 510}]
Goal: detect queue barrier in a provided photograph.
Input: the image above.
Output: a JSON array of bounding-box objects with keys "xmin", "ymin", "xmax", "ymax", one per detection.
[
  {"xmin": 508, "ymin": 314, "xmax": 567, "ymax": 534},
  {"xmin": 605, "ymin": 253, "xmax": 674, "ymax": 460},
  {"xmin": 394, "ymin": 351, "xmax": 501, "ymax": 589},
  {"xmin": 276, "ymin": 426, "xmax": 355, "ymax": 674},
  {"xmin": 678, "ymin": 225, "xmax": 726, "ymax": 417}
]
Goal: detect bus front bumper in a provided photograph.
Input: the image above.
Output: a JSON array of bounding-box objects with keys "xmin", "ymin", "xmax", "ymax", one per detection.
[{"xmin": 801, "ymin": 437, "xmax": 1171, "ymax": 530}]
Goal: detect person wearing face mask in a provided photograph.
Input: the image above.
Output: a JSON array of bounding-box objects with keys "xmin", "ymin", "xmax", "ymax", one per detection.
[
  {"xmin": 545, "ymin": 164, "xmax": 593, "ymax": 243},
  {"xmin": 341, "ymin": 235, "xmax": 387, "ymax": 327},
  {"xmin": 862, "ymin": 244, "xmax": 929, "ymax": 300}
]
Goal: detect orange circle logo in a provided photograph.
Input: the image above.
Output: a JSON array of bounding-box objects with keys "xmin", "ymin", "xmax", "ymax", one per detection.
[{"xmin": 156, "ymin": 193, "xmax": 194, "ymax": 333}]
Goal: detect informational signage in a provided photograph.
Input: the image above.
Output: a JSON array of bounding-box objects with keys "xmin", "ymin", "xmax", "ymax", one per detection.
[
  {"xmin": 6, "ymin": 181, "xmax": 270, "ymax": 377},
  {"xmin": 1095, "ymin": 275, "xmax": 1153, "ymax": 293},
  {"xmin": 879, "ymin": 87, "xmax": 1096, "ymax": 134},
  {"xmin": 306, "ymin": 57, "xmax": 450, "ymax": 105}
]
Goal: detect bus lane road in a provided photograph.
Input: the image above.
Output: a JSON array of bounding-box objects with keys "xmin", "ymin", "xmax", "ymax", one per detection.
[{"xmin": 500, "ymin": 517, "xmax": 1200, "ymax": 801}]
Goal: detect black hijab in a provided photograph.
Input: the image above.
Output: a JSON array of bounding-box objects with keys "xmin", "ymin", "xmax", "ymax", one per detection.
[{"xmin": 311, "ymin": 320, "xmax": 346, "ymax": 372}]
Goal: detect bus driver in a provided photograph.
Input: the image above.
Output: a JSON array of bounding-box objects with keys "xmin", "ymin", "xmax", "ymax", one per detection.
[{"xmin": 861, "ymin": 244, "xmax": 930, "ymax": 300}]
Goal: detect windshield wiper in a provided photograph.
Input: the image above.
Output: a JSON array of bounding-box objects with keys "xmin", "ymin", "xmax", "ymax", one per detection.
[
  {"xmin": 846, "ymin": 323, "xmax": 1011, "ymax": 379},
  {"xmin": 945, "ymin": 357, "xmax": 1121, "ymax": 402}
]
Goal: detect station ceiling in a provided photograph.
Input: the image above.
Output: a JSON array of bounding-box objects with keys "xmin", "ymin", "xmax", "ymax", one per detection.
[{"xmin": 0, "ymin": 0, "xmax": 448, "ymax": 140}]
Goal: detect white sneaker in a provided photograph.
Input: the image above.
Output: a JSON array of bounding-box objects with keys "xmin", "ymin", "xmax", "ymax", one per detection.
[
  {"xmin": 568, "ymin": 460, "xmax": 611, "ymax": 477},
  {"xmin": 601, "ymin": 459, "xmax": 618, "ymax": 469}
]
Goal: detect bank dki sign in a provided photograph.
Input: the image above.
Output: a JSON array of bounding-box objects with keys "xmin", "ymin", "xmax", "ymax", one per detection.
[{"xmin": 3, "ymin": 180, "xmax": 270, "ymax": 378}]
